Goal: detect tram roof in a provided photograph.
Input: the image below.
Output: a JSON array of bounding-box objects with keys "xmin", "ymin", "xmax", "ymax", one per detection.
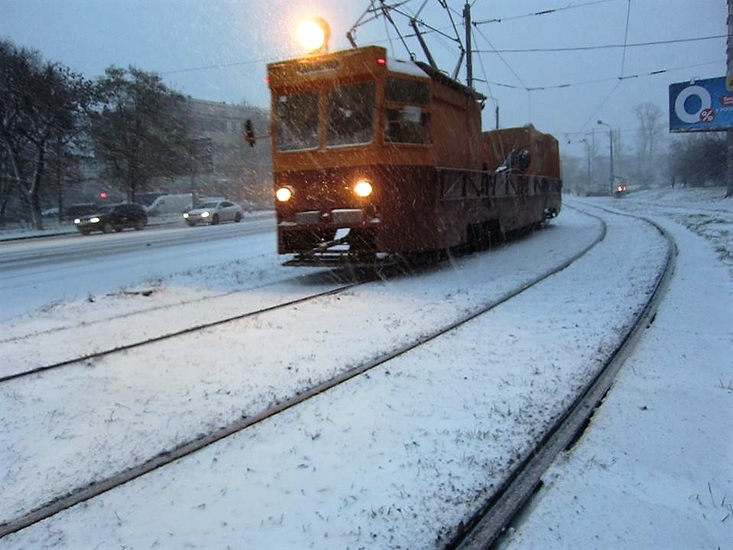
[
  {"xmin": 385, "ymin": 56, "xmax": 427, "ymax": 78},
  {"xmin": 267, "ymin": 45, "xmax": 485, "ymax": 102}
]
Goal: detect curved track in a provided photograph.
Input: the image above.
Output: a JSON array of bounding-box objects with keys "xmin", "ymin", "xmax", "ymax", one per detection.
[{"xmin": 450, "ymin": 207, "xmax": 676, "ymax": 550}]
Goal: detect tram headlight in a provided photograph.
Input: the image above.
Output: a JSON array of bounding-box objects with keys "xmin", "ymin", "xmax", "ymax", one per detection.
[
  {"xmin": 354, "ymin": 179, "xmax": 373, "ymax": 198},
  {"xmin": 276, "ymin": 186, "xmax": 293, "ymax": 202},
  {"xmin": 297, "ymin": 18, "xmax": 330, "ymax": 53}
]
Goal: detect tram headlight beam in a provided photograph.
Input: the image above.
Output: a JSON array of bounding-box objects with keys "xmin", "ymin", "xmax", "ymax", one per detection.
[
  {"xmin": 354, "ymin": 179, "xmax": 373, "ymax": 198},
  {"xmin": 276, "ymin": 186, "xmax": 293, "ymax": 202}
]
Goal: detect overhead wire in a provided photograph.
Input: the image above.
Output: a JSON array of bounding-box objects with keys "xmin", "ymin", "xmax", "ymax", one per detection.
[
  {"xmin": 387, "ymin": 0, "xmax": 722, "ymax": 127},
  {"xmin": 158, "ymin": 0, "xmax": 719, "ymax": 137},
  {"xmin": 481, "ymin": 59, "xmax": 723, "ymax": 91},
  {"xmin": 161, "ymin": 58, "xmax": 269, "ymax": 75},
  {"xmin": 378, "ymin": 1, "xmax": 415, "ymax": 59},
  {"xmin": 580, "ymin": 80, "xmax": 622, "ymax": 130},
  {"xmin": 472, "ymin": 24, "xmax": 529, "ymax": 91},
  {"xmin": 472, "ymin": 0, "xmax": 620, "ymax": 25},
  {"xmin": 386, "ymin": 1, "xmax": 461, "ymax": 46},
  {"xmin": 469, "ymin": 20, "xmax": 502, "ymax": 129},
  {"xmin": 471, "ymin": 34, "xmax": 726, "ymax": 54},
  {"xmin": 367, "ymin": 0, "xmax": 719, "ymax": 141},
  {"xmin": 159, "ymin": 7, "xmax": 722, "ymax": 88},
  {"xmin": 463, "ymin": 0, "xmax": 721, "ymax": 137},
  {"xmin": 619, "ymin": 0, "xmax": 632, "ymax": 76}
]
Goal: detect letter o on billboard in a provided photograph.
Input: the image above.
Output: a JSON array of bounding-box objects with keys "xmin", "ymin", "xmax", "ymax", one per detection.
[{"xmin": 674, "ymin": 85, "xmax": 712, "ymax": 124}]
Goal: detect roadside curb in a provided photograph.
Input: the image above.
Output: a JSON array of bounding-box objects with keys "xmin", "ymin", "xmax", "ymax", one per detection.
[{"xmin": 0, "ymin": 211, "xmax": 274, "ymax": 243}]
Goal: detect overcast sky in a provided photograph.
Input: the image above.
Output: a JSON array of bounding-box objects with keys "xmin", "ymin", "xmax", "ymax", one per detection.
[{"xmin": 0, "ymin": 0, "xmax": 726, "ymax": 156}]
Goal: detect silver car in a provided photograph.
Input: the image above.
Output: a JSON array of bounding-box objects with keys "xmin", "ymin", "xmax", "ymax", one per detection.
[{"xmin": 183, "ymin": 200, "xmax": 244, "ymax": 226}]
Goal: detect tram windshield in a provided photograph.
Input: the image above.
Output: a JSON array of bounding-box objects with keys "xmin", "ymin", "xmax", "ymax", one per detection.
[
  {"xmin": 275, "ymin": 91, "xmax": 319, "ymax": 151},
  {"xmin": 275, "ymin": 81, "xmax": 375, "ymax": 152},
  {"xmin": 326, "ymin": 81, "xmax": 375, "ymax": 147},
  {"xmin": 274, "ymin": 75, "xmax": 432, "ymax": 151}
]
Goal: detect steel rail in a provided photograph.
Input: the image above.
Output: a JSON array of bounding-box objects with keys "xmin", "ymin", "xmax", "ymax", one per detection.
[
  {"xmin": 449, "ymin": 208, "xmax": 676, "ymax": 550},
  {"xmin": 0, "ymin": 273, "xmax": 365, "ymax": 383},
  {"xmin": 0, "ymin": 253, "xmax": 459, "ymax": 383},
  {"xmin": 0, "ymin": 215, "xmax": 606, "ymax": 540}
]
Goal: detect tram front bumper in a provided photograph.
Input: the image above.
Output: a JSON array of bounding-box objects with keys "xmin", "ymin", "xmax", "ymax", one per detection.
[{"xmin": 278, "ymin": 209, "xmax": 381, "ymax": 254}]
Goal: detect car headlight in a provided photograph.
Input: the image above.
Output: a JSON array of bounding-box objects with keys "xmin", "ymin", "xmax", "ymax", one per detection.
[
  {"xmin": 201, "ymin": 211, "xmax": 210, "ymax": 218},
  {"xmin": 183, "ymin": 213, "xmax": 189, "ymax": 219},
  {"xmin": 354, "ymin": 179, "xmax": 373, "ymax": 198},
  {"xmin": 74, "ymin": 218, "xmax": 81, "ymax": 224},
  {"xmin": 90, "ymin": 217, "xmax": 100, "ymax": 223},
  {"xmin": 276, "ymin": 187, "xmax": 293, "ymax": 202}
]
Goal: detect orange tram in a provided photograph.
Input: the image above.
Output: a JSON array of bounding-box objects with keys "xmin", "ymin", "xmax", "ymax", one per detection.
[{"xmin": 267, "ymin": 45, "xmax": 562, "ymax": 266}]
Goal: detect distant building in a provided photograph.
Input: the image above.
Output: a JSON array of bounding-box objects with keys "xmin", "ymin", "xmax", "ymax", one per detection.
[
  {"xmin": 170, "ymin": 98, "xmax": 272, "ymax": 207},
  {"xmin": 49, "ymin": 98, "xmax": 273, "ymax": 213}
]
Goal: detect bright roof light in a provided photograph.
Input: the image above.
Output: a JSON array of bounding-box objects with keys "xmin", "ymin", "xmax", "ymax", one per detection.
[{"xmin": 297, "ymin": 18, "xmax": 330, "ymax": 52}]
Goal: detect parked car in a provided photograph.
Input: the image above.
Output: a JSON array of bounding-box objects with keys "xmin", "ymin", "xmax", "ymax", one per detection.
[
  {"xmin": 183, "ymin": 200, "xmax": 243, "ymax": 226},
  {"xmin": 74, "ymin": 203, "xmax": 148, "ymax": 235}
]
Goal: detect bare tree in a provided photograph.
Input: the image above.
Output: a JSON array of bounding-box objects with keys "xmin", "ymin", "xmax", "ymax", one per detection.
[
  {"xmin": 89, "ymin": 66, "xmax": 190, "ymax": 202},
  {"xmin": 0, "ymin": 39, "xmax": 92, "ymax": 228},
  {"xmin": 633, "ymin": 102, "xmax": 665, "ymax": 185}
]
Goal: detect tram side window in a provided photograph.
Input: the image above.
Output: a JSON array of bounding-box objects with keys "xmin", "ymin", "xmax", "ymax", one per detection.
[
  {"xmin": 326, "ymin": 82, "xmax": 375, "ymax": 147},
  {"xmin": 385, "ymin": 105, "xmax": 429, "ymax": 144},
  {"xmin": 275, "ymin": 92, "xmax": 319, "ymax": 151},
  {"xmin": 386, "ymin": 77, "xmax": 429, "ymax": 105}
]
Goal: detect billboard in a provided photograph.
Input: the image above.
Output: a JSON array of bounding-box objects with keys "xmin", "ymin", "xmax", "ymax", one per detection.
[{"xmin": 669, "ymin": 77, "xmax": 733, "ymax": 132}]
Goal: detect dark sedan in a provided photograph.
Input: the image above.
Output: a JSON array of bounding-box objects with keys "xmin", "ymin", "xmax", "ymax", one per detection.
[{"xmin": 74, "ymin": 203, "xmax": 148, "ymax": 235}]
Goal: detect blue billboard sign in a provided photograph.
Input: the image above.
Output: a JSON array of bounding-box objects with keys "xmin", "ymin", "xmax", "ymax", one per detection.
[{"xmin": 669, "ymin": 77, "xmax": 733, "ymax": 132}]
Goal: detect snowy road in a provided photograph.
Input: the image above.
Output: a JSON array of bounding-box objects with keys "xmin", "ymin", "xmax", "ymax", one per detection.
[
  {"xmin": 0, "ymin": 204, "xmax": 672, "ymax": 548},
  {"xmin": 0, "ymin": 216, "xmax": 277, "ymax": 322}
]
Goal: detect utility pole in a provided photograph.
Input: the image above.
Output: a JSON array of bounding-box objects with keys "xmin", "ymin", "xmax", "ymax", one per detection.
[
  {"xmin": 464, "ymin": 2, "xmax": 473, "ymax": 89},
  {"xmin": 583, "ymin": 138, "xmax": 592, "ymax": 194},
  {"xmin": 598, "ymin": 120, "xmax": 614, "ymax": 195},
  {"xmin": 591, "ymin": 130, "xmax": 596, "ymax": 192},
  {"xmin": 727, "ymin": 0, "xmax": 733, "ymax": 197}
]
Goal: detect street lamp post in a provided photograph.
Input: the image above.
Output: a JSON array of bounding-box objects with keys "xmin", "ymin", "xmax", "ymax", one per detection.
[
  {"xmin": 189, "ymin": 137, "xmax": 213, "ymax": 208},
  {"xmin": 567, "ymin": 137, "xmax": 592, "ymax": 195},
  {"xmin": 581, "ymin": 138, "xmax": 591, "ymax": 194},
  {"xmin": 597, "ymin": 120, "xmax": 614, "ymax": 195}
]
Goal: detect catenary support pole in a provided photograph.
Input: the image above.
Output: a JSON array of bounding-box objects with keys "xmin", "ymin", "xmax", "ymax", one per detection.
[{"xmin": 727, "ymin": 0, "xmax": 733, "ymax": 197}]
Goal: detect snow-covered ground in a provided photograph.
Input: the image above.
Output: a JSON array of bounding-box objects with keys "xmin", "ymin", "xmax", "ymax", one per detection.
[
  {"xmin": 504, "ymin": 189, "xmax": 733, "ymax": 550},
  {"xmin": 0, "ymin": 188, "xmax": 731, "ymax": 549},
  {"xmin": 502, "ymin": 189, "xmax": 733, "ymax": 550}
]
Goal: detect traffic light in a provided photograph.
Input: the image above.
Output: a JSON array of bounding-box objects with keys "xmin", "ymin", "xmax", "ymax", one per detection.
[{"xmin": 245, "ymin": 119, "xmax": 256, "ymax": 147}]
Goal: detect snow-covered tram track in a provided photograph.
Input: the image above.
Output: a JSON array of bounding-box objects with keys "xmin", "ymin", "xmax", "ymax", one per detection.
[
  {"xmin": 452, "ymin": 204, "xmax": 676, "ymax": 550},
  {"xmin": 0, "ymin": 271, "xmax": 365, "ymax": 383},
  {"xmin": 0, "ymin": 213, "xmax": 607, "ymax": 541}
]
